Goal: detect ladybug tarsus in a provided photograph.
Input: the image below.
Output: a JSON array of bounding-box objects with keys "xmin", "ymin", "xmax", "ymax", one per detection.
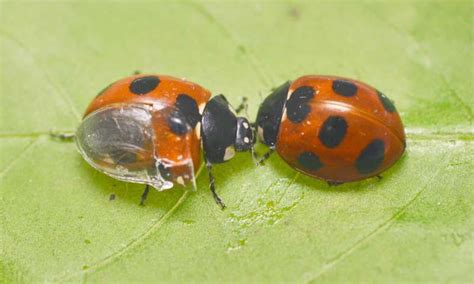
[
  {"xmin": 139, "ymin": 185, "xmax": 150, "ymax": 206},
  {"xmin": 235, "ymin": 96, "xmax": 248, "ymax": 114},
  {"xmin": 206, "ymin": 160, "xmax": 226, "ymax": 209},
  {"xmin": 376, "ymin": 175, "xmax": 383, "ymax": 180},
  {"xmin": 256, "ymin": 148, "xmax": 275, "ymax": 166},
  {"xmin": 50, "ymin": 131, "xmax": 75, "ymax": 141}
]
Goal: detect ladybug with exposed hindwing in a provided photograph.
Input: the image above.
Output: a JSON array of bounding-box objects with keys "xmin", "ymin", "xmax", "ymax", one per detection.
[
  {"xmin": 75, "ymin": 74, "xmax": 254, "ymax": 208},
  {"xmin": 255, "ymin": 75, "xmax": 406, "ymax": 184}
]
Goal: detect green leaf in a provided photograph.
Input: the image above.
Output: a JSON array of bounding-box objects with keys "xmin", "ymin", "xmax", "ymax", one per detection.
[{"xmin": 1, "ymin": 0, "xmax": 472, "ymax": 283}]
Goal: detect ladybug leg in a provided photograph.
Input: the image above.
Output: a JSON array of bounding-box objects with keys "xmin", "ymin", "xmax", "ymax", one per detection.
[
  {"xmin": 133, "ymin": 70, "xmax": 141, "ymax": 75},
  {"xmin": 257, "ymin": 148, "xmax": 275, "ymax": 166},
  {"xmin": 205, "ymin": 159, "xmax": 226, "ymax": 209},
  {"xmin": 235, "ymin": 97, "xmax": 248, "ymax": 114},
  {"xmin": 376, "ymin": 175, "xmax": 383, "ymax": 180},
  {"xmin": 50, "ymin": 131, "xmax": 75, "ymax": 141},
  {"xmin": 139, "ymin": 184, "xmax": 150, "ymax": 206},
  {"xmin": 250, "ymin": 145, "xmax": 259, "ymax": 165}
]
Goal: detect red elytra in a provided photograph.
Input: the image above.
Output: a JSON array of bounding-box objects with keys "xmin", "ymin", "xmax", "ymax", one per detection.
[
  {"xmin": 83, "ymin": 74, "xmax": 210, "ymax": 186},
  {"xmin": 256, "ymin": 75, "xmax": 406, "ymax": 183}
]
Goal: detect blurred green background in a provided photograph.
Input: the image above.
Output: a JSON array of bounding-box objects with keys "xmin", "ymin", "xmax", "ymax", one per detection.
[{"xmin": 0, "ymin": 0, "xmax": 472, "ymax": 283}]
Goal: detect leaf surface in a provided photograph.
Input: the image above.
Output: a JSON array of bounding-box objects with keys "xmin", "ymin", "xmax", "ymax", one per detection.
[{"xmin": 0, "ymin": 1, "xmax": 472, "ymax": 283}]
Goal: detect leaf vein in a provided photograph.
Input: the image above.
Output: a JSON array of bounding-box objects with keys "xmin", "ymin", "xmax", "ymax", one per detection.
[
  {"xmin": 55, "ymin": 165, "xmax": 205, "ymax": 282},
  {"xmin": 305, "ymin": 150, "xmax": 454, "ymax": 283},
  {"xmin": 0, "ymin": 30, "xmax": 81, "ymax": 121},
  {"xmin": 185, "ymin": 0, "xmax": 274, "ymax": 87},
  {"xmin": 0, "ymin": 138, "xmax": 40, "ymax": 178},
  {"xmin": 0, "ymin": 138, "xmax": 41, "ymax": 282}
]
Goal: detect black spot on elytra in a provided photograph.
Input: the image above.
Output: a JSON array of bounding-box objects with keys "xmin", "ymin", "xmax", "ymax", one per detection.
[
  {"xmin": 167, "ymin": 110, "xmax": 191, "ymax": 135},
  {"xmin": 286, "ymin": 86, "xmax": 315, "ymax": 123},
  {"xmin": 332, "ymin": 80, "xmax": 357, "ymax": 97},
  {"xmin": 356, "ymin": 139, "xmax": 385, "ymax": 174},
  {"xmin": 377, "ymin": 90, "xmax": 396, "ymax": 112},
  {"xmin": 174, "ymin": 94, "xmax": 201, "ymax": 128},
  {"xmin": 298, "ymin": 152, "xmax": 323, "ymax": 170},
  {"xmin": 319, "ymin": 116, "xmax": 348, "ymax": 148},
  {"xmin": 129, "ymin": 76, "xmax": 160, "ymax": 95}
]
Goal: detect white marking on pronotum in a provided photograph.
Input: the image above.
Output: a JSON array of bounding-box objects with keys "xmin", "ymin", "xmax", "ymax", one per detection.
[
  {"xmin": 223, "ymin": 146, "xmax": 235, "ymax": 161},
  {"xmin": 195, "ymin": 122, "xmax": 201, "ymax": 139},
  {"xmin": 287, "ymin": 87, "xmax": 293, "ymax": 100},
  {"xmin": 199, "ymin": 103, "xmax": 206, "ymax": 115},
  {"xmin": 244, "ymin": 137, "xmax": 250, "ymax": 144},
  {"xmin": 281, "ymin": 108, "xmax": 288, "ymax": 121},
  {"xmin": 176, "ymin": 176, "xmax": 185, "ymax": 186},
  {"xmin": 258, "ymin": 126, "xmax": 264, "ymax": 142},
  {"xmin": 243, "ymin": 122, "xmax": 249, "ymax": 129}
]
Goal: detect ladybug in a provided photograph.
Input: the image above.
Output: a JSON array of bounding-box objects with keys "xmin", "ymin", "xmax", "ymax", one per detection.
[
  {"xmin": 76, "ymin": 74, "xmax": 254, "ymax": 208},
  {"xmin": 255, "ymin": 75, "xmax": 406, "ymax": 184}
]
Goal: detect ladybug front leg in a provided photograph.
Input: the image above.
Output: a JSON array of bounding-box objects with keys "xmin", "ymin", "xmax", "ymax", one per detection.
[
  {"xmin": 234, "ymin": 97, "xmax": 248, "ymax": 114},
  {"xmin": 205, "ymin": 159, "xmax": 226, "ymax": 209},
  {"xmin": 256, "ymin": 148, "xmax": 275, "ymax": 166}
]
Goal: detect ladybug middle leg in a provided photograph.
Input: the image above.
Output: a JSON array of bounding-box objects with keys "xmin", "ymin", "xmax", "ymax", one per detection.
[{"xmin": 205, "ymin": 159, "xmax": 226, "ymax": 209}]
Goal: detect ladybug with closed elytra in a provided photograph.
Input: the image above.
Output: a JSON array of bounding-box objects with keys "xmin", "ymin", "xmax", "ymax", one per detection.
[
  {"xmin": 255, "ymin": 75, "xmax": 406, "ymax": 184},
  {"xmin": 74, "ymin": 74, "xmax": 254, "ymax": 208}
]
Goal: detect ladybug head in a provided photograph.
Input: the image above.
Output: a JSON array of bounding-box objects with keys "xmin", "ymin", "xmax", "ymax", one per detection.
[
  {"xmin": 201, "ymin": 95, "xmax": 256, "ymax": 164},
  {"xmin": 234, "ymin": 117, "xmax": 255, "ymax": 152}
]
